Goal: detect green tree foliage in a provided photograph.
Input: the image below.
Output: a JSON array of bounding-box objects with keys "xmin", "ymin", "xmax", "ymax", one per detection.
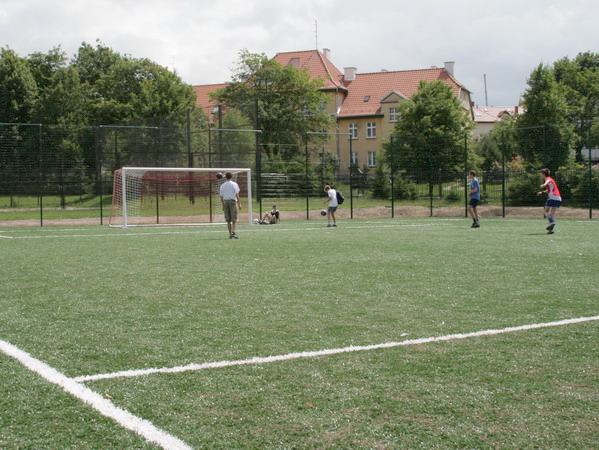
[
  {"xmin": 27, "ymin": 46, "xmax": 68, "ymax": 92},
  {"xmin": 474, "ymin": 118, "xmax": 518, "ymax": 171},
  {"xmin": 370, "ymin": 165, "xmax": 390, "ymax": 199},
  {"xmin": 71, "ymin": 42, "xmax": 196, "ymax": 125},
  {"xmin": 553, "ymin": 52, "xmax": 599, "ymax": 160},
  {"xmin": 517, "ymin": 64, "xmax": 575, "ymax": 170},
  {"xmin": 33, "ymin": 66, "xmax": 87, "ymax": 125},
  {"xmin": 212, "ymin": 50, "xmax": 334, "ymax": 158},
  {"xmin": 384, "ymin": 80, "xmax": 473, "ymax": 173},
  {"xmin": 0, "ymin": 48, "xmax": 38, "ymax": 123}
]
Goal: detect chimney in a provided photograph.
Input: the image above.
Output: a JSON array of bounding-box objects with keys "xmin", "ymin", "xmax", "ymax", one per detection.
[
  {"xmin": 444, "ymin": 61, "xmax": 455, "ymax": 76},
  {"xmin": 344, "ymin": 67, "xmax": 357, "ymax": 82},
  {"xmin": 322, "ymin": 48, "xmax": 331, "ymax": 59}
]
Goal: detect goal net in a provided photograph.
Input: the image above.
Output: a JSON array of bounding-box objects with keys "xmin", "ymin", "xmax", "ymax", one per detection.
[{"xmin": 109, "ymin": 167, "xmax": 252, "ymax": 227}]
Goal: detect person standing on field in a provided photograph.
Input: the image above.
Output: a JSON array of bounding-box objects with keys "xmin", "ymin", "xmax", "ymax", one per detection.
[
  {"xmin": 323, "ymin": 185, "xmax": 338, "ymax": 227},
  {"xmin": 537, "ymin": 168, "xmax": 561, "ymax": 234},
  {"xmin": 219, "ymin": 172, "xmax": 241, "ymax": 239},
  {"xmin": 468, "ymin": 171, "xmax": 480, "ymax": 228}
]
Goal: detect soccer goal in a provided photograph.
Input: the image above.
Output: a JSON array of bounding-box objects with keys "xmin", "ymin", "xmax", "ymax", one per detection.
[{"xmin": 109, "ymin": 167, "xmax": 253, "ymax": 228}]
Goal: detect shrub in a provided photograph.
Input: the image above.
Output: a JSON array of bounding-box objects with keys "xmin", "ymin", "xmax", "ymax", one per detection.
[
  {"xmin": 507, "ymin": 173, "xmax": 539, "ymax": 206},
  {"xmin": 392, "ymin": 175, "xmax": 418, "ymax": 200},
  {"xmin": 572, "ymin": 169, "xmax": 599, "ymax": 206},
  {"xmin": 370, "ymin": 165, "xmax": 390, "ymax": 199}
]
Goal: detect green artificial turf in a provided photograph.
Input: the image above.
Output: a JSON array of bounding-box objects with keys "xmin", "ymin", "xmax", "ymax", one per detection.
[{"xmin": 1, "ymin": 218, "xmax": 597, "ymax": 447}]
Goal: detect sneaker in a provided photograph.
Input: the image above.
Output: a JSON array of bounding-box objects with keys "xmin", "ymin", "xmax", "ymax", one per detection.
[
  {"xmin": 229, "ymin": 234, "xmax": 234, "ymax": 239},
  {"xmin": 232, "ymin": 232, "xmax": 239, "ymax": 239},
  {"xmin": 326, "ymin": 224, "xmax": 332, "ymax": 228},
  {"xmin": 474, "ymin": 223, "xmax": 480, "ymax": 228},
  {"xmin": 471, "ymin": 222, "xmax": 477, "ymax": 228},
  {"xmin": 547, "ymin": 230, "xmax": 555, "ymax": 234},
  {"xmin": 546, "ymin": 223, "xmax": 555, "ymax": 232},
  {"xmin": 332, "ymin": 224, "xmax": 337, "ymax": 227}
]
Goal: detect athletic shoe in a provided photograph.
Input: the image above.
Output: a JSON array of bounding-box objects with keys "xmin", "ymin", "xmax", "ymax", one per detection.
[
  {"xmin": 232, "ymin": 232, "xmax": 239, "ymax": 239},
  {"xmin": 474, "ymin": 223, "xmax": 480, "ymax": 228},
  {"xmin": 471, "ymin": 222, "xmax": 477, "ymax": 228},
  {"xmin": 547, "ymin": 230, "xmax": 555, "ymax": 234},
  {"xmin": 326, "ymin": 224, "xmax": 332, "ymax": 228},
  {"xmin": 332, "ymin": 224, "xmax": 337, "ymax": 227},
  {"xmin": 546, "ymin": 223, "xmax": 555, "ymax": 232}
]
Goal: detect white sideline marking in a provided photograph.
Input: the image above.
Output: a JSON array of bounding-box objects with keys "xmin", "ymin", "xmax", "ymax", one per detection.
[
  {"xmin": 74, "ymin": 316, "xmax": 599, "ymax": 383},
  {"xmin": 0, "ymin": 235, "xmax": 13, "ymax": 239},
  {"xmin": 0, "ymin": 339, "xmax": 191, "ymax": 450},
  {"xmin": 8, "ymin": 222, "xmax": 451, "ymax": 239}
]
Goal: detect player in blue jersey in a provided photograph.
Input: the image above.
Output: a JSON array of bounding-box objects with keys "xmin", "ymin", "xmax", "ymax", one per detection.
[{"xmin": 468, "ymin": 171, "xmax": 480, "ymax": 228}]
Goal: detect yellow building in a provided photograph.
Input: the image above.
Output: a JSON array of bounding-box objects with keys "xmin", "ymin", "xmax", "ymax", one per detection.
[{"xmin": 194, "ymin": 49, "xmax": 473, "ymax": 173}]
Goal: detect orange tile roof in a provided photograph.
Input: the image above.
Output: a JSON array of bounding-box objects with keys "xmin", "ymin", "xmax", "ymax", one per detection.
[
  {"xmin": 192, "ymin": 53, "xmax": 471, "ymax": 122},
  {"xmin": 338, "ymin": 68, "xmax": 466, "ymax": 118},
  {"xmin": 192, "ymin": 83, "xmax": 229, "ymax": 114},
  {"xmin": 273, "ymin": 50, "xmax": 346, "ymax": 90}
]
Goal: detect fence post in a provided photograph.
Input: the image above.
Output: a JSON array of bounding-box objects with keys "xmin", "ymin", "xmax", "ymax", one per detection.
[
  {"xmin": 428, "ymin": 143, "xmax": 433, "ymax": 217},
  {"xmin": 38, "ymin": 124, "xmax": 43, "ymax": 227},
  {"xmin": 256, "ymin": 131, "xmax": 262, "ymax": 218},
  {"xmin": 390, "ymin": 135, "xmax": 395, "ymax": 219},
  {"xmin": 464, "ymin": 133, "xmax": 468, "ymax": 218},
  {"xmin": 349, "ymin": 136, "xmax": 353, "ymax": 219},
  {"xmin": 305, "ymin": 134, "xmax": 310, "ymax": 220},
  {"xmin": 501, "ymin": 130, "xmax": 506, "ymax": 218},
  {"xmin": 589, "ymin": 128, "xmax": 593, "ymax": 219},
  {"xmin": 187, "ymin": 109, "xmax": 193, "ymax": 168},
  {"xmin": 94, "ymin": 126, "xmax": 103, "ymax": 225}
]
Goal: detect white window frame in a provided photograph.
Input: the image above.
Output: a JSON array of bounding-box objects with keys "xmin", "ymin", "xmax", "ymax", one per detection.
[
  {"xmin": 348, "ymin": 123, "xmax": 358, "ymax": 140},
  {"xmin": 389, "ymin": 107, "xmax": 399, "ymax": 122},
  {"xmin": 366, "ymin": 122, "xmax": 376, "ymax": 138},
  {"xmin": 367, "ymin": 151, "xmax": 376, "ymax": 167},
  {"xmin": 351, "ymin": 152, "xmax": 359, "ymax": 166}
]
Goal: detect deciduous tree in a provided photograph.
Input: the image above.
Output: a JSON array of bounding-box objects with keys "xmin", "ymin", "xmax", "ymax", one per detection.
[{"xmin": 212, "ymin": 50, "xmax": 334, "ymax": 158}]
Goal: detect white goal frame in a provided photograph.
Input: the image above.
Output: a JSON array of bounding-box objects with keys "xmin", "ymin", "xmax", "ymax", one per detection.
[{"xmin": 111, "ymin": 167, "xmax": 253, "ymax": 228}]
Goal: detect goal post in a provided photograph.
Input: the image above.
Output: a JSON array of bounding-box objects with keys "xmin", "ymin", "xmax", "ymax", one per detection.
[{"xmin": 109, "ymin": 167, "xmax": 253, "ymax": 228}]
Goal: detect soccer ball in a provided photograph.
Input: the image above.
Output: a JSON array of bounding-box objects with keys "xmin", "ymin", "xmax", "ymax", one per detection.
[
  {"xmin": 216, "ymin": 172, "xmax": 223, "ymax": 179},
  {"xmin": 254, "ymin": 219, "xmax": 259, "ymax": 224},
  {"xmin": 320, "ymin": 210, "xmax": 327, "ymax": 216}
]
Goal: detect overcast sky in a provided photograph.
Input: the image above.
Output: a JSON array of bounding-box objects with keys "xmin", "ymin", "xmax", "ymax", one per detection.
[{"xmin": 1, "ymin": 0, "xmax": 597, "ymax": 107}]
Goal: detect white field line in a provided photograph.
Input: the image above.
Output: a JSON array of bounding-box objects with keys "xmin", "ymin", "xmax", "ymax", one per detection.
[
  {"xmin": 7, "ymin": 222, "xmax": 451, "ymax": 240},
  {"xmin": 74, "ymin": 315, "xmax": 599, "ymax": 383},
  {"xmin": 0, "ymin": 339, "xmax": 191, "ymax": 450},
  {"xmin": 0, "ymin": 235, "xmax": 13, "ymax": 239}
]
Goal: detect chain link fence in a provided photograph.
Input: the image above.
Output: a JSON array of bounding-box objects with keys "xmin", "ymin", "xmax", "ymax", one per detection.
[{"xmin": 1, "ymin": 118, "xmax": 597, "ymax": 226}]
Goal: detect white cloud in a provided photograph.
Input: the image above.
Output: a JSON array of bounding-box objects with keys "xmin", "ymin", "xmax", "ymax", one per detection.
[{"xmin": 1, "ymin": 0, "xmax": 597, "ymax": 105}]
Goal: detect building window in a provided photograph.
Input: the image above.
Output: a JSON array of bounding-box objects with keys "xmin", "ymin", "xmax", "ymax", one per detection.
[
  {"xmin": 389, "ymin": 107, "xmax": 399, "ymax": 122},
  {"xmin": 367, "ymin": 151, "xmax": 376, "ymax": 167},
  {"xmin": 366, "ymin": 122, "xmax": 376, "ymax": 138},
  {"xmin": 348, "ymin": 123, "xmax": 358, "ymax": 139},
  {"xmin": 351, "ymin": 152, "xmax": 359, "ymax": 166}
]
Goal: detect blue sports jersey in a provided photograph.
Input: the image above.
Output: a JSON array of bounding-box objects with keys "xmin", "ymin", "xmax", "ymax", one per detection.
[{"xmin": 470, "ymin": 178, "xmax": 480, "ymax": 200}]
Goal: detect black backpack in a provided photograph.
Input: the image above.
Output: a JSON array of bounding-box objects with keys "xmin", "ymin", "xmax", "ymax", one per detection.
[{"xmin": 336, "ymin": 190, "xmax": 345, "ymax": 205}]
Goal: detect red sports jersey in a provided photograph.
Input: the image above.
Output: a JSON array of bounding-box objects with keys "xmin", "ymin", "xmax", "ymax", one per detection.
[{"xmin": 545, "ymin": 177, "xmax": 561, "ymax": 201}]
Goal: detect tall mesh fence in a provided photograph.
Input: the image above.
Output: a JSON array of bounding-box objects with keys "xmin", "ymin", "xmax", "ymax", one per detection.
[{"xmin": 0, "ymin": 119, "xmax": 597, "ymax": 226}]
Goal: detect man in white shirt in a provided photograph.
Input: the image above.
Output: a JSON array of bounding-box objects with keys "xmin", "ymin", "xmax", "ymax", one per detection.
[
  {"xmin": 219, "ymin": 172, "xmax": 241, "ymax": 239},
  {"xmin": 323, "ymin": 185, "xmax": 338, "ymax": 227}
]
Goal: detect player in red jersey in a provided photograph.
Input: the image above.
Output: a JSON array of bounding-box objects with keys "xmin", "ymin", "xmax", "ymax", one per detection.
[{"xmin": 537, "ymin": 168, "xmax": 561, "ymax": 234}]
